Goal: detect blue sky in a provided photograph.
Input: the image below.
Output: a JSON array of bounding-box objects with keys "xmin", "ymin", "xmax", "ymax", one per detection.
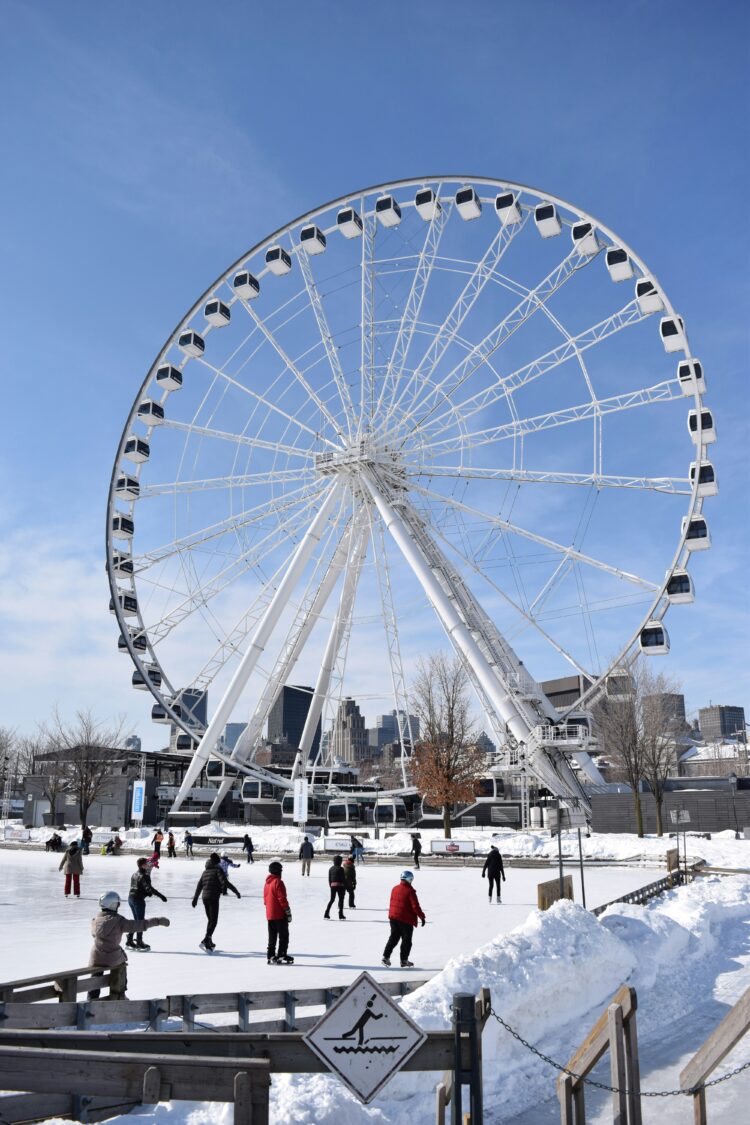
[{"xmin": 0, "ymin": 0, "xmax": 747, "ymax": 743}]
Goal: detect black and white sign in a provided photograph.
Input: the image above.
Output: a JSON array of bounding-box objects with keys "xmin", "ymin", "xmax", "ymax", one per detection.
[
  {"xmin": 323, "ymin": 837, "xmax": 356, "ymax": 853},
  {"xmin": 293, "ymin": 777, "xmax": 308, "ymax": 823},
  {"xmin": 304, "ymin": 971, "xmax": 426, "ymax": 1103},
  {"xmin": 191, "ymin": 834, "xmax": 244, "ymax": 848},
  {"xmin": 429, "ymin": 838, "xmax": 476, "ymax": 855}
]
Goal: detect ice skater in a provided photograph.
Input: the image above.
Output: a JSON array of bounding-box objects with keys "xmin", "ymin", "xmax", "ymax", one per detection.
[
  {"xmin": 411, "ymin": 834, "xmax": 422, "ymax": 870},
  {"xmin": 184, "ymin": 830, "xmax": 194, "ymax": 857},
  {"xmin": 324, "ymin": 854, "xmax": 346, "ymax": 919},
  {"xmin": 341, "ymin": 996, "xmax": 383, "ymax": 1045},
  {"xmin": 151, "ymin": 828, "xmax": 164, "ymax": 856},
  {"xmin": 127, "ymin": 857, "xmax": 168, "ymax": 951},
  {"xmin": 87, "ymin": 891, "xmax": 169, "ymax": 1000},
  {"xmin": 242, "ymin": 834, "xmax": 255, "ymax": 864},
  {"xmin": 192, "ymin": 852, "xmax": 241, "ymax": 952},
  {"xmin": 382, "ymin": 870, "xmax": 426, "ymax": 968},
  {"xmin": 167, "ymin": 831, "xmax": 176, "ymax": 858},
  {"xmin": 350, "ymin": 835, "xmax": 364, "ymax": 864},
  {"xmin": 299, "ymin": 835, "xmax": 315, "ymax": 875},
  {"xmin": 482, "ymin": 845, "xmax": 505, "ymax": 902},
  {"xmin": 219, "ymin": 852, "xmax": 241, "ymax": 881},
  {"xmin": 59, "ymin": 841, "xmax": 84, "ymax": 898},
  {"xmin": 343, "ymin": 855, "xmax": 357, "ymax": 907},
  {"xmin": 264, "ymin": 860, "xmax": 294, "ymax": 964}
]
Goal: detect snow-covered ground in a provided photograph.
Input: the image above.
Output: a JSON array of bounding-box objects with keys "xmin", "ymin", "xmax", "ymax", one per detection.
[{"xmin": 2, "ymin": 843, "xmax": 749, "ymax": 1123}]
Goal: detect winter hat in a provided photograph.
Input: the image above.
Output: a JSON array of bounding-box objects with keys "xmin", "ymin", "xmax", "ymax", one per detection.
[
  {"xmin": 344, "ymin": 856, "xmax": 354, "ymax": 865},
  {"xmin": 268, "ymin": 861, "xmax": 283, "ymax": 876},
  {"xmin": 209, "ymin": 852, "xmax": 221, "ymax": 863}
]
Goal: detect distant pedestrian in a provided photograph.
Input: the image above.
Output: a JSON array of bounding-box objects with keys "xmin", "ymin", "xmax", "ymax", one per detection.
[
  {"xmin": 324, "ymin": 855, "xmax": 346, "ymax": 920},
  {"xmin": 167, "ymin": 831, "xmax": 176, "ymax": 858},
  {"xmin": 219, "ymin": 852, "xmax": 240, "ymax": 883},
  {"xmin": 151, "ymin": 829, "xmax": 164, "ymax": 856},
  {"xmin": 192, "ymin": 852, "xmax": 241, "ymax": 952},
  {"xmin": 127, "ymin": 857, "xmax": 168, "ymax": 950},
  {"xmin": 482, "ymin": 845, "xmax": 505, "ymax": 903},
  {"xmin": 299, "ymin": 835, "xmax": 315, "ymax": 875},
  {"xmin": 185, "ymin": 831, "xmax": 194, "ymax": 857},
  {"xmin": 242, "ymin": 834, "xmax": 255, "ymax": 864},
  {"xmin": 343, "ymin": 856, "xmax": 357, "ymax": 908},
  {"xmin": 87, "ymin": 891, "xmax": 169, "ymax": 1000},
  {"xmin": 350, "ymin": 835, "xmax": 364, "ymax": 864},
  {"xmin": 382, "ymin": 870, "xmax": 425, "ymax": 968},
  {"xmin": 411, "ymin": 834, "xmax": 422, "ymax": 870},
  {"xmin": 264, "ymin": 860, "xmax": 294, "ymax": 964},
  {"xmin": 59, "ymin": 841, "xmax": 84, "ymax": 898},
  {"xmin": 81, "ymin": 826, "xmax": 93, "ymax": 856}
]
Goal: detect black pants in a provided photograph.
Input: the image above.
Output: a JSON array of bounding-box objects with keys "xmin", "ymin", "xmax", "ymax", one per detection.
[
  {"xmin": 488, "ymin": 875, "xmax": 501, "ymax": 899},
  {"xmin": 325, "ymin": 886, "xmax": 346, "ymax": 917},
  {"xmin": 412, "ymin": 853, "xmax": 421, "ymax": 869},
  {"xmin": 203, "ymin": 896, "xmax": 220, "ymax": 940},
  {"xmin": 267, "ymin": 918, "xmax": 289, "ymax": 959},
  {"xmin": 347, "ymin": 888, "xmax": 356, "ymax": 907},
  {"xmin": 384, "ymin": 919, "xmax": 414, "ymax": 962}
]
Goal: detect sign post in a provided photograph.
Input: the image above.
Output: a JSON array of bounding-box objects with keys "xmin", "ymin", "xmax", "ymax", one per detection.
[
  {"xmin": 293, "ymin": 777, "xmax": 308, "ymax": 825},
  {"xmin": 130, "ymin": 780, "xmax": 146, "ymax": 823},
  {"xmin": 304, "ymin": 971, "xmax": 426, "ymax": 1103}
]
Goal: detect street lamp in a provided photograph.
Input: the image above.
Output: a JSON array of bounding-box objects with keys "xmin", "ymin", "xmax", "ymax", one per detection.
[
  {"xmin": 728, "ymin": 772, "xmax": 740, "ymax": 839},
  {"xmin": 372, "ymin": 776, "xmax": 381, "ymax": 841}
]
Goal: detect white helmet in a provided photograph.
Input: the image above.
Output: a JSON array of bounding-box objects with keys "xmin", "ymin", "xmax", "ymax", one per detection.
[{"xmin": 99, "ymin": 890, "xmax": 121, "ymax": 911}]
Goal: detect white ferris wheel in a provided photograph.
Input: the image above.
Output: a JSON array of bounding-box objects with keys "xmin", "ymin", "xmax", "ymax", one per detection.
[{"xmin": 106, "ymin": 176, "xmax": 715, "ymax": 819}]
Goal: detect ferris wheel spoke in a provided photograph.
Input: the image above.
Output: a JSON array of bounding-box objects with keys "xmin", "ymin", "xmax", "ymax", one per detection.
[
  {"xmin": 375, "ymin": 195, "xmax": 449, "ymax": 424},
  {"xmin": 414, "ymin": 482, "xmax": 659, "ymax": 591},
  {"xmin": 235, "ymin": 291, "xmax": 348, "ymax": 442},
  {"xmin": 133, "ymin": 478, "xmax": 324, "ymax": 571},
  {"xmin": 406, "ymin": 464, "xmax": 691, "ymax": 494},
  {"xmin": 359, "ymin": 209, "xmax": 377, "ymax": 429},
  {"xmin": 138, "ymin": 465, "xmax": 316, "ymax": 499},
  {"xmin": 406, "ymin": 246, "xmax": 598, "ymax": 430},
  {"xmin": 296, "ymin": 248, "xmax": 357, "ymax": 438},
  {"xmin": 422, "ymin": 299, "xmax": 649, "ymax": 441},
  {"xmin": 159, "ymin": 417, "xmax": 316, "ymax": 460},
  {"xmin": 389, "ymin": 214, "xmax": 531, "ymax": 422},
  {"xmin": 191, "ymin": 354, "xmax": 338, "ymax": 446},
  {"xmin": 421, "ymin": 376, "xmax": 683, "ymax": 458}
]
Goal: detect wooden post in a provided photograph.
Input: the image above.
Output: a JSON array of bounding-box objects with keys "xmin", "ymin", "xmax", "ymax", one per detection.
[
  {"xmin": 607, "ymin": 1004, "xmax": 627, "ymax": 1125},
  {"xmin": 284, "ymin": 991, "xmax": 297, "ymax": 1031},
  {"xmin": 142, "ymin": 1066, "xmax": 161, "ymax": 1106},
  {"xmin": 234, "ymin": 1071, "xmax": 252, "ymax": 1125},
  {"xmin": 558, "ymin": 1073, "xmax": 574, "ymax": 1124},
  {"xmin": 623, "ymin": 1008, "xmax": 642, "ymax": 1125},
  {"xmin": 691, "ymin": 1086, "xmax": 707, "ymax": 1125}
]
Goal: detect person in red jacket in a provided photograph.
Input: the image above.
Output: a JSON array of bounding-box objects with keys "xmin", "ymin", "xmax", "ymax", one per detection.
[
  {"xmin": 263, "ymin": 860, "xmax": 294, "ymax": 965},
  {"xmin": 382, "ymin": 870, "xmax": 426, "ymax": 968}
]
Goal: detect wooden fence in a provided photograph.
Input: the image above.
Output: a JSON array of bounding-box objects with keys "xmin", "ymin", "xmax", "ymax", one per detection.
[{"xmin": 679, "ymin": 983, "xmax": 750, "ymax": 1124}]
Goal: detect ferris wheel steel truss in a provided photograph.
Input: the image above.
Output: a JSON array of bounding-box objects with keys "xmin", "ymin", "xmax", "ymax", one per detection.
[{"xmin": 105, "ymin": 176, "xmax": 714, "ymax": 818}]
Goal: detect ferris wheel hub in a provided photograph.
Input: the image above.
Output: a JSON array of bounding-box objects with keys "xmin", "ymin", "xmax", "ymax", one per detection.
[{"xmin": 314, "ymin": 441, "xmax": 406, "ymax": 486}]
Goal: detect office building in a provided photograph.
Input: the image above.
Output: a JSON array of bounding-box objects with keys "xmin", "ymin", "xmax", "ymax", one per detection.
[
  {"xmin": 370, "ymin": 710, "xmax": 420, "ymax": 753},
  {"xmin": 699, "ymin": 705, "xmax": 747, "ymax": 742},
  {"xmin": 540, "ymin": 675, "xmax": 593, "ymax": 711},
  {"xmin": 267, "ymin": 685, "xmax": 321, "ymax": 756},
  {"xmin": 224, "ymin": 722, "xmax": 247, "ymax": 751},
  {"xmin": 331, "ymin": 697, "xmax": 368, "ymax": 764}
]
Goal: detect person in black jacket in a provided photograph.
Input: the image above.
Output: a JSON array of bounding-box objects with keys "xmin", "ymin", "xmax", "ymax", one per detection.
[
  {"xmin": 343, "ymin": 856, "xmax": 357, "ymax": 907},
  {"xmin": 127, "ymin": 857, "xmax": 168, "ymax": 951},
  {"xmin": 191, "ymin": 852, "xmax": 241, "ymax": 951},
  {"xmin": 324, "ymin": 855, "xmax": 346, "ymax": 920},
  {"xmin": 411, "ymin": 834, "xmax": 422, "ymax": 870},
  {"xmin": 482, "ymin": 845, "xmax": 506, "ymax": 902}
]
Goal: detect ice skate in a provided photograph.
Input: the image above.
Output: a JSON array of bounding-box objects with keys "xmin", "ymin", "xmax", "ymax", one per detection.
[
  {"xmin": 381, "ymin": 957, "xmax": 391, "ymax": 966},
  {"xmin": 277, "ymin": 954, "xmax": 294, "ymax": 964},
  {"xmin": 401, "ymin": 959, "xmax": 414, "ymax": 968},
  {"xmin": 199, "ymin": 939, "xmax": 213, "ymax": 953}
]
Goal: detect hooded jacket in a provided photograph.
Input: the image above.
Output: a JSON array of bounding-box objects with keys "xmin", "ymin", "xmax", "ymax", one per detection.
[
  {"xmin": 343, "ymin": 859, "xmax": 357, "ymax": 889},
  {"xmin": 263, "ymin": 874, "xmax": 290, "ymax": 920},
  {"xmin": 327, "ymin": 858, "xmax": 345, "ymax": 887},
  {"xmin": 193, "ymin": 856, "xmax": 232, "ymax": 902},
  {"xmin": 388, "ymin": 880, "xmax": 425, "ymax": 926},
  {"xmin": 59, "ymin": 845, "xmax": 84, "ymax": 875},
  {"xmin": 88, "ymin": 910, "xmax": 163, "ymax": 968},
  {"xmin": 482, "ymin": 848, "xmax": 505, "ymax": 879},
  {"xmin": 129, "ymin": 868, "xmax": 156, "ymax": 901}
]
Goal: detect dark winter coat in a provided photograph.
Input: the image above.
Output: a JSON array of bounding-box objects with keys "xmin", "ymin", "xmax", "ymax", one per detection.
[
  {"xmin": 242, "ymin": 835, "xmax": 254, "ymax": 854},
  {"xmin": 59, "ymin": 846, "xmax": 84, "ymax": 875},
  {"xmin": 388, "ymin": 881, "xmax": 425, "ymax": 926},
  {"xmin": 129, "ymin": 869, "xmax": 159, "ymax": 901},
  {"xmin": 343, "ymin": 860, "xmax": 357, "ymax": 890},
  {"xmin": 327, "ymin": 859, "xmax": 345, "ymax": 887},
  {"xmin": 299, "ymin": 839, "xmax": 315, "ymax": 860},
  {"xmin": 482, "ymin": 848, "xmax": 505, "ymax": 879},
  {"xmin": 411, "ymin": 838, "xmax": 422, "ymax": 856},
  {"xmin": 88, "ymin": 911, "xmax": 165, "ymax": 968},
  {"xmin": 263, "ymin": 874, "xmax": 290, "ymax": 921},
  {"xmin": 192, "ymin": 858, "xmax": 235, "ymax": 902}
]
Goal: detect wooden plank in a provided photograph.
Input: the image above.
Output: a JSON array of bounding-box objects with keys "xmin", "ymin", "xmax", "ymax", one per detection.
[
  {"xmin": 680, "ymin": 984, "xmax": 750, "ymax": 1089},
  {"xmin": 142, "ymin": 1065, "xmax": 163, "ymax": 1105},
  {"xmin": 557, "ymin": 1073, "xmax": 574, "ymax": 1125},
  {"xmin": 624, "ymin": 1008, "xmax": 642, "ymax": 1125},
  {"xmin": 563, "ymin": 986, "xmax": 634, "ymax": 1084},
  {"xmin": 234, "ymin": 1071, "xmax": 252, "ymax": 1125},
  {"xmin": 691, "ymin": 1087, "xmax": 707, "ymax": 1125},
  {"xmin": 538, "ymin": 875, "xmax": 574, "ymax": 912},
  {"xmin": 608, "ymin": 1004, "xmax": 627, "ymax": 1125},
  {"xmin": 0, "ymin": 967, "xmax": 91, "ymax": 992},
  {"xmin": 0, "ymin": 1091, "xmax": 129, "ymax": 1124}
]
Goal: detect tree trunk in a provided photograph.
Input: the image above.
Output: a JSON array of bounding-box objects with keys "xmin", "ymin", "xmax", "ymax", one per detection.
[
  {"xmin": 634, "ymin": 791, "xmax": 644, "ymax": 838},
  {"xmin": 442, "ymin": 803, "xmax": 452, "ymax": 839},
  {"xmin": 654, "ymin": 795, "xmax": 663, "ymax": 837}
]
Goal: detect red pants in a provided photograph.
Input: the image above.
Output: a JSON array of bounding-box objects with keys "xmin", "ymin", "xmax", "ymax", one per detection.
[{"xmin": 64, "ymin": 873, "xmax": 80, "ymax": 896}]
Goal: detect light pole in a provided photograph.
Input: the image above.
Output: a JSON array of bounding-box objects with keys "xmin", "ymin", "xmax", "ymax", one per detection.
[
  {"xmin": 728, "ymin": 772, "xmax": 740, "ymax": 839},
  {"xmin": 372, "ymin": 776, "xmax": 381, "ymax": 841}
]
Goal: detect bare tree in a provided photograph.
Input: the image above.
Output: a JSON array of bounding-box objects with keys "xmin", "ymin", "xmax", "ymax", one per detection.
[
  {"xmin": 594, "ymin": 659, "xmax": 682, "ymax": 837},
  {"xmin": 45, "ymin": 709, "xmax": 129, "ymax": 827},
  {"xmin": 20, "ymin": 731, "xmax": 69, "ymax": 825},
  {"xmin": 410, "ymin": 652, "xmax": 486, "ymax": 838}
]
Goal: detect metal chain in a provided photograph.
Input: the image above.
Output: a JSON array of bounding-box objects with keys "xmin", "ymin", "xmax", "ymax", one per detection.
[{"xmin": 489, "ymin": 1007, "xmax": 750, "ymax": 1097}]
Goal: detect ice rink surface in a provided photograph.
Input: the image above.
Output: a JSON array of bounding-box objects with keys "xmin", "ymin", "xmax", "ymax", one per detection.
[{"xmin": 1, "ymin": 847, "xmax": 654, "ymax": 992}]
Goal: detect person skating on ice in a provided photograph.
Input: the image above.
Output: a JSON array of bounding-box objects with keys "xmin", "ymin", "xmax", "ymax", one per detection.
[
  {"xmin": 343, "ymin": 855, "xmax": 357, "ymax": 907},
  {"xmin": 184, "ymin": 830, "xmax": 194, "ymax": 857},
  {"xmin": 382, "ymin": 870, "xmax": 425, "ymax": 968},
  {"xmin": 151, "ymin": 828, "xmax": 164, "ymax": 856},
  {"xmin": 482, "ymin": 845, "xmax": 506, "ymax": 902},
  {"xmin": 219, "ymin": 852, "xmax": 241, "ymax": 882},
  {"xmin": 299, "ymin": 835, "xmax": 315, "ymax": 875},
  {"xmin": 192, "ymin": 852, "xmax": 241, "ymax": 952},
  {"xmin": 59, "ymin": 840, "xmax": 84, "ymax": 898},
  {"xmin": 324, "ymin": 854, "xmax": 347, "ymax": 919},
  {"xmin": 87, "ymin": 891, "xmax": 169, "ymax": 1000},
  {"xmin": 242, "ymin": 834, "xmax": 255, "ymax": 864},
  {"xmin": 411, "ymin": 834, "xmax": 422, "ymax": 870},
  {"xmin": 264, "ymin": 860, "xmax": 294, "ymax": 964},
  {"xmin": 341, "ymin": 996, "xmax": 383, "ymax": 1045},
  {"xmin": 167, "ymin": 831, "xmax": 176, "ymax": 858},
  {"xmin": 126, "ymin": 856, "xmax": 167, "ymax": 951}
]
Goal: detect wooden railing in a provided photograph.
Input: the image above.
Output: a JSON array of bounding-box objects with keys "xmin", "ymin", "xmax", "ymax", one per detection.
[
  {"xmin": 591, "ymin": 872, "xmax": 684, "ymax": 917},
  {"xmin": 679, "ymin": 983, "xmax": 750, "ymax": 1123}
]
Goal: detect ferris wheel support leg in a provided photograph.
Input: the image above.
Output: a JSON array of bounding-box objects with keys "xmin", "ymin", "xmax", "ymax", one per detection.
[
  {"xmin": 361, "ymin": 473, "xmax": 533, "ymax": 748},
  {"xmin": 296, "ymin": 520, "xmax": 368, "ymax": 773},
  {"xmin": 170, "ymin": 483, "xmax": 340, "ymax": 813}
]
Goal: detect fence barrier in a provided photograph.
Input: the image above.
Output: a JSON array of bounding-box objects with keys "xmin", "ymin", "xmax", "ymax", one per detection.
[{"xmin": 679, "ymin": 983, "xmax": 750, "ymax": 1123}]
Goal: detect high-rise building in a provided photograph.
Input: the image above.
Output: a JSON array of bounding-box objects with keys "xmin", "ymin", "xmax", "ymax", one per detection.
[
  {"xmin": 267, "ymin": 685, "xmax": 321, "ymax": 756},
  {"xmin": 699, "ymin": 705, "xmax": 746, "ymax": 741},
  {"xmin": 331, "ymin": 698, "xmax": 368, "ymax": 764},
  {"xmin": 224, "ymin": 722, "xmax": 247, "ymax": 751},
  {"xmin": 370, "ymin": 710, "xmax": 420, "ymax": 752},
  {"xmin": 125, "ymin": 735, "xmax": 142, "ymax": 753},
  {"xmin": 170, "ymin": 688, "xmax": 208, "ymax": 750},
  {"xmin": 540, "ymin": 675, "xmax": 593, "ymax": 711},
  {"xmin": 645, "ymin": 693, "xmax": 687, "ymax": 730},
  {"xmin": 474, "ymin": 730, "xmax": 496, "ymax": 756}
]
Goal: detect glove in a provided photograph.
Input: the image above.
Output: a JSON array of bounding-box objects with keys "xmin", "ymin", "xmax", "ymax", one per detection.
[
  {"xmin": 502, "ymin": 875, "xmax": 506, "ymax": 882},
  {"xmin": 191, "ymin": 899, "xmax": 197, "ymax": 908},
  {"xmin": 159, "ymin": 893, "xmax": 168, "ymax": 902},
  {"xmin": 481, "ymin": 871, "xmax": 485, "ymax": 878},
  {"xmin": 421, "ymin": 917, "xmax": 426, "ymax": 927},
  {"xmin": 285, "ymin": 909, "xmax": 292, "ymax": 923},
  {"xmin": 234, "ymin": 890, "xmax": 242, "ymax": 899},
  {"xmin": 156, "ymin": 917, "xmax": 170, "ymax": 927}
]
